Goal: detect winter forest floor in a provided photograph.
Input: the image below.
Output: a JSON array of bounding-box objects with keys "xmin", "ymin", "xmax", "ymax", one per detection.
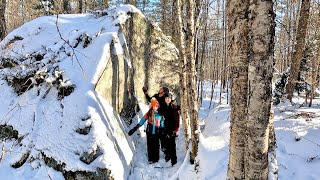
[{"xmin": 128, "ymin": 81, "xmax": 320, "ymax": 180}]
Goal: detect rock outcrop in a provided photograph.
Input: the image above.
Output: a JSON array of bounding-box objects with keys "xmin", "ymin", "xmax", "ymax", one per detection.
[
  {"xmin": 95, "ymin": 10, "xmax": 179, "ymax": 120},
  {"xmin": 0, "ymin": 5, "xmax": 179, "ymax": 179}
]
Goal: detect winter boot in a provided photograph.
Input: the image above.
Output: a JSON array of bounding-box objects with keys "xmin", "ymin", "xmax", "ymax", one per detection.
[{"xmin": 171, "ymin": 159, "xmax": 177, "ymax": 166}]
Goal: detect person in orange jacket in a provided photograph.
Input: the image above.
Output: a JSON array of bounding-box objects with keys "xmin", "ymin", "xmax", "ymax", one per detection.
[
  {"xmin": 142, "ymin": 86, "xmax": 169, "ymax": 152},
  {"xmin": 128, "ymin": 99, "xmax": 165, "ymax": 163}
]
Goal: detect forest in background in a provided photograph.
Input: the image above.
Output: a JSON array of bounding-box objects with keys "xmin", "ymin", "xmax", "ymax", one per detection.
[{"xmin": 1, "ymin": 0, "xmax": 319, "ymax": 104}]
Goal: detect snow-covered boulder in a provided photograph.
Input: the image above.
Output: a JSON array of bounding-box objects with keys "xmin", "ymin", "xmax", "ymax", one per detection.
[{"xmin": 0, "ymin": 5, "xmax": 178, "ymax": 179}]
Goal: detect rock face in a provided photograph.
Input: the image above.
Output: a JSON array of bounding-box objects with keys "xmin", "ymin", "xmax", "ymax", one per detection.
[
  {"xmin": 95, "ymin": 11, "xmax": 179, "ymax": 120},
  {"xmin": 123, "ymin": 12, "xmax": 179, "ymax": 103}
]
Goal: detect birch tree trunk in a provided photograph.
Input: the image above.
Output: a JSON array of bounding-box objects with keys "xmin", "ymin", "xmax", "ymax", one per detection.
[
  {"xmin": 186, "ymin": 0, "xmax": 199, "ymax": 164},
  {"xmin": 227, "ymin": 0, "xmax": 249, "ymax": 178},
  {"xmin": 175, "ymin": 0, "xmax": 190, "ymax": 151},
  {"xmin": 286, "ymin": 0, "xmax": 311, "ymax": 101},
  {"xmin": 245, "ymin": 1, "xmax": 275, "ymax": 179},
  {"xmin": 0, "ymin": 0, "xmax": 6, "ymax": 40},
  {"xmin": 309, "ymin": 43, "xmax": 320, "ymax": 107}
]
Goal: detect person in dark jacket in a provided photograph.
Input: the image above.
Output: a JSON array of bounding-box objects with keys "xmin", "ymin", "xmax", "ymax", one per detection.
[
  {"xmin": 128, "ymin": 99, "xmax": 165, "ymax": 163},
  {"xmin": 142, "ymin": 86, "xmax": 169, "ymax": 151},
  {"xmin": 163, "ymin": 93, "xmax": 180, "ymax": 166},
  {"xmin": 142, "ymin": 86, "xmax": 169, "ymax": 114}
]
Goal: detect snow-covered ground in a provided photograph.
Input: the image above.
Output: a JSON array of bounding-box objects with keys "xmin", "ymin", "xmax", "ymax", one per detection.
[
  {"xmin": 274, "ymin": 99, "xmax": 320, "ymax": 180},
  {"xmin": 127, "ymin": 80, "xmax": 320, "ymax": 180},
  {"xmin": 127, "ymin": 81, "xmax": 230, "ymax": 180}
]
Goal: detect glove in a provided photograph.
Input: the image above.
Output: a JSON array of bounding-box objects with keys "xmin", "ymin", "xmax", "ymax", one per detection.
[
  {"xmin": 142, "ymin": 86, "xmax": 148, "ymax": 93},
  {"xmin": 128, "ymin": 125, "xmax": 140, "ymax": 136},
  {"xmin": 128, "ymin": 128, "xmax": 136, "ymax": 136}
]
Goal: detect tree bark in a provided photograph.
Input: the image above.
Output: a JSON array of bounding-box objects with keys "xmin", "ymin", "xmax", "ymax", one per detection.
[
  {"xmin": 198, "ymin": 0, "xmax": 209, "ymax": 106},
  {"xmin": 245, "ymin": 1, "xmax": 275, "ymax": 179},
  {"xmin": 186, "ymin": 0, "xmax": 199, "ymax": 164},
  {"xmin": 227, "ymin": 0, "xmax": 275, "ymax": 178},
  {"xmin": 78, "ymin": 0, "xmax": 83, "ymax": 13},
  {"xmin": 309, "ymin": 42, "xmax": 320, "ymax": 106},
  {"xmin": 0, "ymin": 0, "xmax": 6, "ymax": 40},
  {"xmin": 126, "ymin": 0, "xmax": 137, "ymax": 6},
  {"xmin": 227, "ymin": 0, "xmax": 249, "ymax": 179},
  {"xmin": 175, "ymin": 0, "xmax": 190, "ymax": 151},
  {"xmin": 286, "ymin": 0, "xmax": 311, "ymax": 101}
]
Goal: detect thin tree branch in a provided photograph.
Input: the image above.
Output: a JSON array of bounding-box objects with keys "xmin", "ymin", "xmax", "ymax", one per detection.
[{"xmin": 55, "ymin": 14, "xmax": 85, "ymax": 73}]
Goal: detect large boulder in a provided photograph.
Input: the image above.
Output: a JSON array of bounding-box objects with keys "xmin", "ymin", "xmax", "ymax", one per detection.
[
  {"xmin": 0, "ymin": 5, "xmax": 178, "ymax": 179},
  {"xmin": 95, "ymin": 9, "xmax": 179, "ymax": 120}
]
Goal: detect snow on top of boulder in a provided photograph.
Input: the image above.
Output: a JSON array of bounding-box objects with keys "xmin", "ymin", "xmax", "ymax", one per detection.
[{"xmin": 0, "ymin": 4, "xmax": 139, "ymax": 179}]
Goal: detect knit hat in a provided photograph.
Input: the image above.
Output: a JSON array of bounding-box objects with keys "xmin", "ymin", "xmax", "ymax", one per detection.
[
  {"xmin": 164, "ymin": 93, "xmax": 172, "ymax": 99},
  {"xmin": 165, "ymin": 92, "xmax": 175, "ymax": 100},
  {"xmin": 150, "ymin": 99, "xmax": 160, "ymax": 108},
  {"xmin": 162, "ymin": 87, "xmax": 169, "ymax": 95}
]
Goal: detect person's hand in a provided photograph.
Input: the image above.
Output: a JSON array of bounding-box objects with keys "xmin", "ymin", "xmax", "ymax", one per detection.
[
  {"xmin": 128, "ymin": 128, "xmax": 136, "ymax": 136},
  {"xmin": 128, "ymin": 125, "xmax": 139, "ymax": 136},
  {"xmin": 173, "ymin": 131, "xmax": 178, "ymax": 137},
  {"xmin": 142, "ymin": 86, "xmax": 148, "ymax": 93}
]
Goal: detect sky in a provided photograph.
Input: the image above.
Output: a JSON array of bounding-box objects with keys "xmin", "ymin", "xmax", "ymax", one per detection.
[{"xmin": 0, "ymin": 3, "xmax": 320, "ymax": 180}]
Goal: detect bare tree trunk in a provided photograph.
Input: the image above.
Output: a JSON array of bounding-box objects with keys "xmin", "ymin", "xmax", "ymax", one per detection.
[
  {"xmin": 227, "ymin": 0, "xmax": 249, "ymax": 179},
  {"xmin": 160, "ymin": 0, "xmax": 167, "ymax": 33},
  {"xmin": 105, "ymin": 0, "xmax": 109, "ymax": 9},
  {"xmin": 186, "ymin": 0, "xmax": 199, "ymax": 164},
  {"xmin": 78, "ymin": 0, "xmax": 83, "ymax": 13},
  {"xmin": 142, "ymin": 0, "xmax": 147, "ymax": 12},
  {"xmin": 286, "ymin": 0, "xmax": 293, "ymax": 71},
  {"xmin": 268, "ymin": 108, "xmax": 278, "ymax": 179},
  {"xmin": 63, "ymin": 0, "xmax": 70, "ymax": 13},
  {"xmin": 127, "ymin": 0, "xmax": 137, "ymax": 6},
  {"xmin": 20, "ymin": 0, "xmax": 25, "ymax": 22},
  {"xmin": 286, "ymin": 0, "xmax": 311, "ymax": 101},
  {"xmin": 0, "ymin": 0, "xmax": 6, "ymax": 40},
  {"xmin": 245, "ymin": 1, "xmax": 275, "ymax": 179},
  {"xmin": 209, "ymin": 80, "xmax": 216, "ymax": 109},
  {"xmin": 223, "ymin": 0, "xmax": 229, "ymax": 104},
  {"xmin": 175, "ymin": 0, "xmax": 190, "ymax": 151},
  {"xmin": 198, "ymin": 0, "xmax": 209, "ymax": 106},
  {"xmin": 309, "ymin": 44, "xmax": 320, "ymax": 106},
  {"xmin": 268, "ymin": 109, "xmax": 276, "ymax": 151},
  {"xmin": 194, "ymin": 0, "xmax": 201, "ymax": 105}
]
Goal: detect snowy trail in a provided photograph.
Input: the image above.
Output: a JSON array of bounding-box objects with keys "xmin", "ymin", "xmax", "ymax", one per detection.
[
  {"xmin": 127, "ymin": 82, "xmax": 320, "ymax": 180},
  {"xmin": 127, "ymin": 83, "xmax": 229, "ymax": 180},
  {"xmin": 127, "ymin": 106, "xmax": 187, "ymax": 180}
]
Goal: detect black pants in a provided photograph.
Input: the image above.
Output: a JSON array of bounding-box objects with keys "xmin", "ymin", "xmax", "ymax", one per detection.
[
  {"xmin": 160, "ymin": 133, "xmax": 166, "ymax": 151},
  {"xmin": 146, "ymin": 132, "xmax": 160, "ymax": 163},
  {"xmin": 165, "ymin": 134, "xmax": 177, "ymax": 162}
]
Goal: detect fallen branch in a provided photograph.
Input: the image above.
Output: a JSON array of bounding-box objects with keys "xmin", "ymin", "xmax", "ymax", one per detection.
[{"xmin": 55, "ymin": 14, "xmax": 85, "ymax": 74}]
